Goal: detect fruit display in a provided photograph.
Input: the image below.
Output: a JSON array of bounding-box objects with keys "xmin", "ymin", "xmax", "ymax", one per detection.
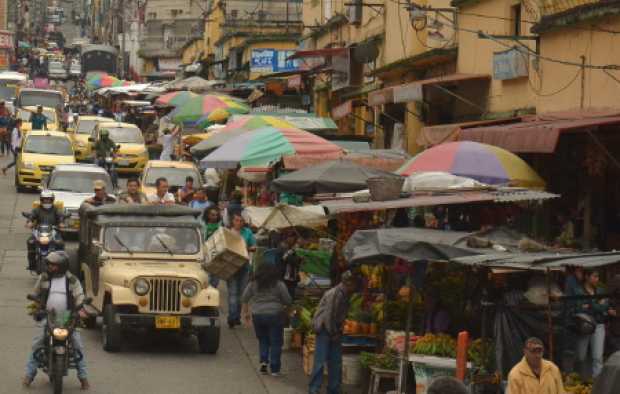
[
  {"xmin": 360, "ymin": 349, "xmax": 399, "ymax": 371},
  {"xmin": 467, "ymin": 338, "xmax": 495, "ymax": 374},
  {"xmin": 412, "ymin": 334, "xmax": 457, "ymax": 358},
  {"xmin": 564, "ymin": 373, "xmax": 592, "ymax": 394}
]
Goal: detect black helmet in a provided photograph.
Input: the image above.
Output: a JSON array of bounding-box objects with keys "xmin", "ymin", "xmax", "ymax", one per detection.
[{"xmin": 45, "ymin": 251, "xmax": 69, "ymax": 275}]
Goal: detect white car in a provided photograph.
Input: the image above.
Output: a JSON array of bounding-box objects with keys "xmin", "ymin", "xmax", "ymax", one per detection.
[
  {"xmin": 69, "ymin": 62, "xmax": 81, "ymax": 77},
  {"xmin": 43, "ymin": 164, "xmax": 115, "ymax": 233}
]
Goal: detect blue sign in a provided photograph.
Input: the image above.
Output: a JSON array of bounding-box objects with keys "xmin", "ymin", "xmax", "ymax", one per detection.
[{"xmin": 251, "ymin": 49, "xmax": 299, "ymax": 73}]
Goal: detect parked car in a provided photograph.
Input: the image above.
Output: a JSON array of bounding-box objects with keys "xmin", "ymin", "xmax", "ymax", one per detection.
[
  {"xmin": 43, "ymin": 164, "xmax": 114, "ymax": 234},
  {"xmin": 78, "ymin": 204, "xmax": 221, "ymax": 353}
]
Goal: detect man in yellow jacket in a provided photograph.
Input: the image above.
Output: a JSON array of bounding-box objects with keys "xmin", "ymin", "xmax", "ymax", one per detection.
[{"xmin": 507, "ymin": 337, "xmax": 565, "ymax": 394}]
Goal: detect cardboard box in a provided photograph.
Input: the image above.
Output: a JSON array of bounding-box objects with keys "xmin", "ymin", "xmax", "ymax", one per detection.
[{"xmin": 203, "ymin": 227, "xmax": 249, "ymax": 280}]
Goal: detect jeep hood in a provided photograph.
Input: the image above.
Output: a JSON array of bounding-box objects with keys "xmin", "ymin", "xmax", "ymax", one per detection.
[{"xmin": 104, "ymin": 259, "xmax": 206, "ymax": 280}]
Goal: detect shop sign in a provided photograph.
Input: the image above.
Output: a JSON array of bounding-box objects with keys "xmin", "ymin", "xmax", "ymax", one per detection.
[
  {"xmin": 368, "ymin": 87, "xmax": 393, "ymax": 106},
  {"xmin": 493, "ymin": 48, "xmax": 528, "ymax": 80},
  {"xmin": 332, "ymin": 100, "xmax": 352, "ymax": 120},
  {"xmin": 158, "ymin": 58, "xmax": 182, "ymax": 71},
  {"xmin": 0, "ymin": 31, "xmax": 14, "ymax": 49},
  {"xmin": 331, "ymin": 49, "xmax": 352, "ymax": 92},
  {"xmin": 250, "ymin": 49, "xmax": 299, "ymax": 73},
  {"xmin": 393, "ymin": 82, "xmax": 423, "ymax": 103},
  {"xmin": 288, "ymin": 74, "xmax": 302, "ymax": 89}
]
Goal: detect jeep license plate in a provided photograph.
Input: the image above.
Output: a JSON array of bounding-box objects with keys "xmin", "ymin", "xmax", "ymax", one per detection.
[
  {"xmin": 155, "ymin": 316, "xmax": 180, "ymax": 329},
  {"xmin": 117, "ymin": 160, "xmax": 129, "ymax": 166}
]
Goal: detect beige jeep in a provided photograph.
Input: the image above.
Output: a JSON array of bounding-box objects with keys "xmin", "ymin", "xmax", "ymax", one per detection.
[{"xmin": 78, "ymin": 204, "xmax": 220, "ymax": 353}]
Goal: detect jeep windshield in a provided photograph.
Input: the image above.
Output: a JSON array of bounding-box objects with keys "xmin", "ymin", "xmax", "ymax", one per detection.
[{"xmin": 104, "ymin": 226, "xmax": 199, "ymax": 255}]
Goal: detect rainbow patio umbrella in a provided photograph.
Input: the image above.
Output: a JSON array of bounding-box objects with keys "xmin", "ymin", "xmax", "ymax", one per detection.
[
  {"xmin": 396, "ymin": 141, "xmax": 545, "ymax": 188},
  {"xmin": 200, "ymin": 126, "xmax": 343, "ymax": 169},
  {"xmin": 155, "ymin": 91, "xmax": 200, "ymax": 107},
  {"xmin": 171, "ymin": 94, "xmax": 250, "ymax": 129}
]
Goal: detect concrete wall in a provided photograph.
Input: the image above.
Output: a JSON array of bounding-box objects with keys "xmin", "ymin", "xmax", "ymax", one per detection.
[
  {"xmin": 536, "ymin": 17, "xmax": 620, "ymax": 112},
  {"xmin": 457, "ymin": 0, "xmax": 535, "ymax": 113},
  {"xmin": 144, "ymin": 0, "xmax": 203, "ymax": 21}
]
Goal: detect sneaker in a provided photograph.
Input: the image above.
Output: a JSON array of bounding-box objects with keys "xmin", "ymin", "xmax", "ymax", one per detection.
[
  {"xmin": 270, "ymin": 372, "xmax": 282, "ymax": 377},
  {"xmin": 259, "ymin": 363, "xmax": 268, "ymax": 374},
  {"xmin": 22, "ymin": 376, "xmax": 33, "ymax": 387},
  {"xmin": 79, "ymin": 378, "xmax": 90, "ymax": 390}
]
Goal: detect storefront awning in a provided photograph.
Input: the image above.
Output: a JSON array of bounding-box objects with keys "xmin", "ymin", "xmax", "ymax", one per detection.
[
  {"xmin": 288, "ymin": 47, "xmax": 348, "ymax": 60},
  {"xmin": 418, "ymin": 118, "xmax": 523, "ymax": 147},
  {"xmin": 367, "ymin": 73, "xmax": 490, "ymax": 105},
  {"xmin": 460, "ymin": 110, "xmax": 620, "ymax": 153}
]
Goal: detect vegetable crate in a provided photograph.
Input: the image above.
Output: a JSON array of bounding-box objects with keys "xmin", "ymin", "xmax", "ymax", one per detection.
[{"xmin": 203, "ymin": 227, "xmax": 249, "ymax": 280}]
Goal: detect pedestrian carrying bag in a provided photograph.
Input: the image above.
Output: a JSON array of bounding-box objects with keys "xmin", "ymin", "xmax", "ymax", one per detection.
[{"xmin": 573, "ymin": 313, "xmax": 596, "ymax": 335}]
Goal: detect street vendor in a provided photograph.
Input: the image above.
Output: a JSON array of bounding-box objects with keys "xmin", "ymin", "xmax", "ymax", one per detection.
[
  {"xmin": 226, "ymin": 213, "xmax": 256, "ymax": 328},
  {"xmin": 507, "ymin": 337, "xmax": 564, "ymax": 394},
  {"xmin": 309, "ymin": 271, "xmax": 358, "ymax": 394},
  {"xmin": 422, "ymin": 290, "xmax": 451, "ymax": 334}
]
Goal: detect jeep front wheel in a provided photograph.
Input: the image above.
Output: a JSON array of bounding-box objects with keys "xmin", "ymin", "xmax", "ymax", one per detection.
[
  {"xmin": 102, "ymin": 304, "xmax": 121, "ymax": 352},
  {"xmin": 198, "ymin": 327, "xmax": 220, "ymax": 354}
]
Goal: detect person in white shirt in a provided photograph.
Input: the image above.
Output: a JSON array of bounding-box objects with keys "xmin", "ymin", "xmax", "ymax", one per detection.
[
  {"xmin": 159, "ymin": 126, "xmax": 181, "ymax": 161},
  {"xmin": 2, "ymin": 119, "xmax": 22, "ymax": 175},
  {"xmin": 146, "ymin": 177, "xmax": 176, "ymax": 205},
  {"xmin": 23, "ymin": 251, "xmax": 91, "ymax": 390}
]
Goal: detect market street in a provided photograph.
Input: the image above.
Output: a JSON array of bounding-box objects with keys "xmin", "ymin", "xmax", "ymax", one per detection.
[{"xmin": 0, "ymin": 166, "xmax": 308, "ymax": 394}]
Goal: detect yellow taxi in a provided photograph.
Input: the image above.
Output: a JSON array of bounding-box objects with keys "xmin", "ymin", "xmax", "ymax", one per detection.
[
  {"xmin": 15, "ymin": 130, "xmax": 76, "ymax": 191},
  {"xmin": 16, "ymin": 106, "xmax": 60, "ymax": 133},
  {"xmin": 93, "ymin": 122, "xmax": 148, "ymax": 174},
  {"xmin": 69, "ymin": 115, "xmax": 113, "ymax": 161},
  {"xmin": 140, "ymin": 160, "xmax": 204, "ymax": 198}
]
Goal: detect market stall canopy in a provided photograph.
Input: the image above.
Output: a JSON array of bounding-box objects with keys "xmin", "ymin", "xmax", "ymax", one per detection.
[
  {"xmin": 453, "ymin": 251, "xmax": 620, "ymax": 271},
  {"xmin": 272, "ymin": 160, "xmax": 403, "ymax": 194},
  {"xmin": 165, "ymin": 77, "xmax": 226, "ymax": 92},
  {"xmin": 190, "ymin": 128, "xmax": 248, "ymax": 158},
  {"xmin": 244, "ymin": 204, "xmax": 327, "ymax": 230},
  {"xmin": 283, "ymin": 150, "xmax": 409, "ymax": 172},
  {"xmin": 200, "ymin": 126, "xmax": 343, "ymax": 169},
  {"xmin": 402, "ymin": 172, "xmax": 490, "ymax": 192},
  {"xmin": 86, "ymin": 72, "xmax": 133, "ymax": 89},
  {"xmin": 170, "ymin": 94, "xmax": 250, "ymax": 129},
  {"xmin": 344, "ymin": 228, "xmax": 480, "ymax": 264},
  {"xmin": 397, "ymin": 141, "xmax": 546, "ymax": 189}
]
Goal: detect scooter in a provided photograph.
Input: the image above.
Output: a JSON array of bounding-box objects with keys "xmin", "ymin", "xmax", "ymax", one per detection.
[{"xmin": 28, "ymin": 294, "xmax": 93, "ymax": 394}]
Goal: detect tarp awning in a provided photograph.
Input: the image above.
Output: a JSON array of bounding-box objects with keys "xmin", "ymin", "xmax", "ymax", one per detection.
[
  {"xmin": 418, "ymin": 118, "xmax": 522, "ymax": 147},
  {"xmin": 460, "ymin": 110, "xmax": 620, "ymax": 153},
  {"xmin": 288, "ymin": 48, "xmax": 348, "ymax": 60}
]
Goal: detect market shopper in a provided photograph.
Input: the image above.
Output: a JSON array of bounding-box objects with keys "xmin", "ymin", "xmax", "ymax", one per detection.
[
  {"xmin": 308, "ymin": 271, "xmax": 358, "ymax": 394},
  {"xmin": 227, "ymin": 213, "xmax": 256, "ymax": 328},
  {"xmin": 507, "ymin": 337, "xmax": 564, "ymax": 394},
  {"xmin": 575, "ymin": 270, "xmax": 617, "ymax": 378},
  {"xmin": 189, "ymin": 187, "xmax": 212, "ymax": 210},
  {"xmin": 223, "ymin": 190, "xmax": 246, "ymax": 227},
  {"xmin": 203, "ymin": 206, "xmax": 222, "ymax": 288},
  {"xmin": 178, "ymin": 176, "xmax": 195, "ymax": 204},
  {"xmin": 241, "ymin": 263, "xmax": 292, "ymax": 376},
  {"xmin": 2, "ymin": 119, "xmax": 22, "ymax": 175}
]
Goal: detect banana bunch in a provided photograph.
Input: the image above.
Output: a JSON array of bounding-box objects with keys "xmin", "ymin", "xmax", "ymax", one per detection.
[
  {"xmin": 565, "ymin": 384, "xmax": 592, "ymax": 394},
  {"xmin": 413, "ymin": 334, "xmax": 457, "ymax": 358},
  {"xmin": 26, "ymin": 302, "xmax": 39, "ymax": 316}
]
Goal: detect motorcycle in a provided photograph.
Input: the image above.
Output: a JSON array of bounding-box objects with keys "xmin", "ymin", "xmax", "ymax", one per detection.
[
  {"xmin": 22, "ymin": 213, "xmax": 64, "ymax": 274},
  {"xmin": 100, "ymin": 151, "xmax": 119, "ymax": 189},
  {"xmin": 28, "ymin": 294, "xmax": 93, "ymax": 394}
]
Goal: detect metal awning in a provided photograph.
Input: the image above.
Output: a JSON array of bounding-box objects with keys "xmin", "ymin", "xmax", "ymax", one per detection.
[
  {"xmin": 417, "ymin": 118, "xmax": 523, "ymax": 147},
  {"xmin": 320, "ymin": 189, "xmax": 558, "ymax": 214},
  {"xmin": 288, "ymin": 47, "xmax": 348, "ymax": 60},
  {"xmin": 367, "ymin": 73, "xmax": 490, "ymax": 105},
  {"xmin": 460, "ymin": 110, "xmax": 620, "ymax": 153}
]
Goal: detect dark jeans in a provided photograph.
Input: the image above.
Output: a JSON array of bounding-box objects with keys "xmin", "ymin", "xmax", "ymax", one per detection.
[
  {"xmin": 309, "ymin": 330, "xmax": 342, "ymax": 394},
  {"xmin": 226, "ymin": 264, "xmax": 249, "ymax": 324},
  {"xmin": 252, "ymin": 313, "xmax": 284, "ymax": 373},
  {"xmin": 5, "ymin": 147, "xmax": 17, "ymax": 169}
]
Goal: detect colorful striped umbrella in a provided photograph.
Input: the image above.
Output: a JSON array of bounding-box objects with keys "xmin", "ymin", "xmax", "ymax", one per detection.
[
  {"xmin": 170, "ymin": 94, "xmax": 250, "ymax": 129},
  {"xmin": 86, "ymin": 73, "xmax": 133, "ymax": 89},
  {"xmin": 155, "ymin": 91, "xmax": 200, "ymax": 107},
  {"xmin": 396, "ymin": 141, "xmax": 545, "ymax": 188},
  {"xmin": 200, "ymin": 126, "xmax": 343, "ymax": 169}
]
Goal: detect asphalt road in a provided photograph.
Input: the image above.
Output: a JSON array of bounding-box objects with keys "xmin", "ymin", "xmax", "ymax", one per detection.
[{"xmin": 0, "ymin": 184, "xmax": 310, "ymax": 393}]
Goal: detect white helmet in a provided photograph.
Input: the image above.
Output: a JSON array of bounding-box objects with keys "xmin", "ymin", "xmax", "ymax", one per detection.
[{"xmin": 40, "ymin": 190, "xmax": 55, "ymax": 209}]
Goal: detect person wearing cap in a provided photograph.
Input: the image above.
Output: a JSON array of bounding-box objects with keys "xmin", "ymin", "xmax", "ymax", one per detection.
[
  {"xmin": 309, "ymin": 272, "xmax": 359, "ymax": 394},
  {"xmin": 30, "ymin": 106, "xmax": 47, "ymax": 130},
  {"xmin": 84, "ymin": 180, "xmax": 116, "ymax": 207},
  {"xmin": 23, "ymin": 251, "xmax": 91, "ymax": 390},
  {"xmin": 507, "ymin": 337, "xmax": 564, "ymax": 394}
]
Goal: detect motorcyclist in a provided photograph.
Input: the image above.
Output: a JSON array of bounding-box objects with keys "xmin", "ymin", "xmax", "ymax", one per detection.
[
  {"xmin": 22, "ymin": 251, "xmax": 90, "ymax": 390},
  {"xmin": 26, "ymin": 191, "xmax": 64, "ymax": 271},
  {"xmin": 94, "ymin": 129, "xmax": 117, "ymax": 167}
]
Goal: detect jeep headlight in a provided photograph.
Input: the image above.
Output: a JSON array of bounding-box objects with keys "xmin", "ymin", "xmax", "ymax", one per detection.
[
  {"xmin": 52, "ymin": 328, "xmax": 69, "ymax": 340},
  {"xmin": 133, "ymin": 278, "xmax": 150, "ymax": 296},
  {"xmin": 181, "ymin": 280, "xmax": 198, "ymax": 297}
]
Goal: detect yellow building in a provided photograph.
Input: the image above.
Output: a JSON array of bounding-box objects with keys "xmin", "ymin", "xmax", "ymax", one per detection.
[{"xmin": 203, "ymin": 0, "xmax": 303, "ymax": 81}]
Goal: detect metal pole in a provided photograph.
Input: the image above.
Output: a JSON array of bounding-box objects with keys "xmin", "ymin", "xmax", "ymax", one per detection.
[
  {"xmin": 580, "ymin": 55, "xmax": 586, "ymax": 109},
  {"xmin": 398, "ymin": 272, "xmax": 414, "ymax": 393},
  {"xmin": 120, "ymin": 0, "xmax": 126, "ymax": 79}
]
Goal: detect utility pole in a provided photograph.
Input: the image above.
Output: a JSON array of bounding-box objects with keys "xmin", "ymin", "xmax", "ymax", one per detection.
[{"xmin": 119, "ymin": 0, "xmax": 126, "ymax": 79}]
